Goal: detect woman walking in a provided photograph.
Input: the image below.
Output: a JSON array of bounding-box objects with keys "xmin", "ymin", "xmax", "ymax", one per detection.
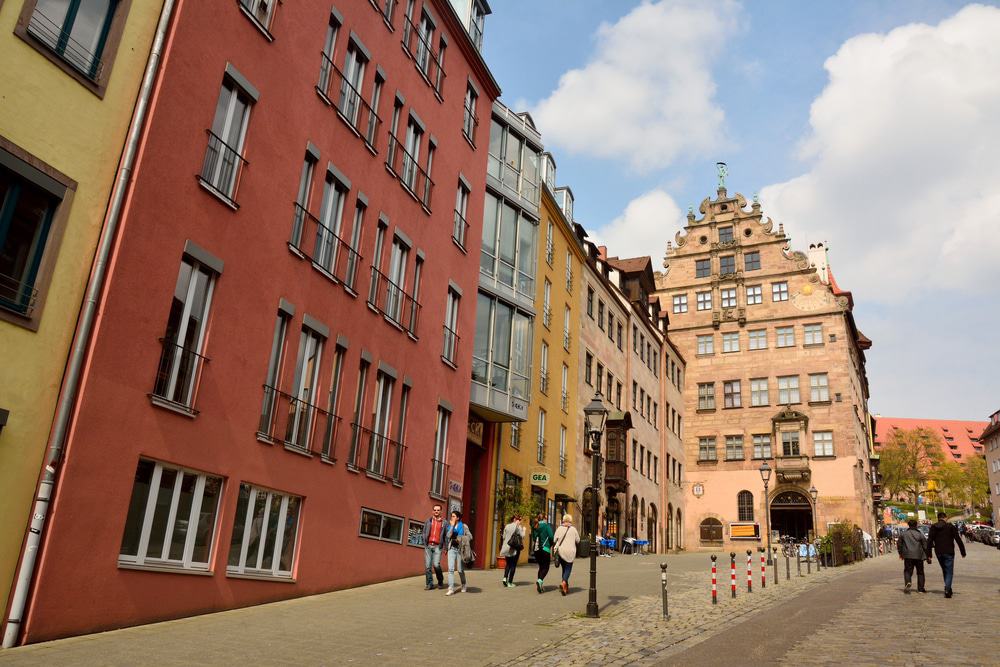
[
  {"xmin": 499, "ymin": 514, "xmax": 525, "ymax": 587},
  {"xmin": 443, "ymin": 510, "xmax": 468, "ymax": 595},
  {"xmin": 552, "ymin": 514, "xmax": 581, "ymax": 595},
  {"xmin": 533, "ymin": 514, "xmax": 555, "ymax": 592}
]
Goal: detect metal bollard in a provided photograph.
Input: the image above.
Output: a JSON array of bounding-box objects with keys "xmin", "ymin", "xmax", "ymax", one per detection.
[
  {"xmin": 816, "ymin": 542, "xmax": 823, "ymax": 570},
  {"xmin": 730, "ymin": 552, "xmax": 737, "ymax": 598},
  {"xmin": 796, "ymin": 547, "xmax": 802, "ymax": 577},
  {"xmin": 806, "ymin": 545, "xmax": 812, "ymax": 574},
  {"xmin": 772, "ymin": 547, "xmax": 779, "ymax": 586},
  {"xmin": 711, "ymin": 555, "xmax": 718, "ymax": 605},
  {"xmin": 660, "ymin": 562, "xmax": 669, "ymax": 620},
  {"xmin": 746, "ymin": 550, "xmax": 752, "ymax": 593},
  {"xmin": 785, "ymin": 547, "xmax": 791, "ymax": 580},
  {"xmin": 759, "ymin": 547, "xmax": 766, "ymax": 589}
]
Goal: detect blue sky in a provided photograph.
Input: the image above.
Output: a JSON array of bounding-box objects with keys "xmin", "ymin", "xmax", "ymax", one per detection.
[{"xmin": 482, "ymin": 1, "xmax": 1000, "ymax": 420}]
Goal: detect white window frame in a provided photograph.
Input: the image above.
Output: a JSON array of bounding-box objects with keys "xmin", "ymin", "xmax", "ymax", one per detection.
[
  {"xmin": 227, "ymin": 484, "xmax": 301, "ymax": 579},
  {"xmin": 750, "ymin": 378, "xmax": 769, "ymax": 407},
  {"xmin": 537, "ymin": 408, "xmax": 546, "ymax": 463},
  {"xmin": 696, "ymin": 291, "xmax": 712, "ymax": 311},
  {"xmin": 772, "ymin": 281, "xmax": 789, "ymax": 302},
  {"xmin": 288, "ymin": 327, "xmax": 324, "ymax": 450},
  {"xmin": 158, "ymin": 258, "xmax": 216, "ymax": 408},
  {"xmin": 205, "ymin": 79, "xmax": 252, "ymax": 198},
  {"xmin": 722, "ymin": 332, "xmax": 739, "ymax": 353},
  {"xmin": 810, "ymin": 373, "xmax": 830, "ymax": 402},
  {"xmin": 673, "ymin": 294, "xmax": 688, "ymax": 313},
  {"xmin": 746, "ymin": 285, "xmax": 762, "ymax": 305},
  {"xmin": 778, "ymin": 375, "xmax": 800, "ymax": 404},
  {"xmin": 748, "ymin": 328, "xmax": 767, "ymax": 350},
  {"xmin": 814, "ymin": 431, "xmax": 834, "ymax": 457},
  {"xmin": 776, "ymin": 326, "xmax": 795, "ymax": 348},
  {"xmin": 697, "ymin": 334, "xmax": 714, "ymax": 355},
  {"xmin": 443, "ymin": 287, "xmax": 460, "ymax": 364},
  {"xmin": 559, "ymin": 426, "xmax": 567, "ymax": 476},
  {"xmin": 804, "ymin": 323, "xmax": 823, "ymax": 345},
  {"xmin": 752, "ymin": 434, "xmax": 772, "ymax": 459},
  {"xmin": 720, "ymin": 288, "xmax": 737, "ymax": 308}
]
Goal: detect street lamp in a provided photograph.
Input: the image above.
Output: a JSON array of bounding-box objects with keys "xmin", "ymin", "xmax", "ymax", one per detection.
[
  {"xmin": 759, "ymin": 461, "xmax": 773, "ymax": 565},
  {"xmin": 583, "ymin": 391, "xmax": 609, "ymax": 619},
  {"xmin": 809, "ymin": 485, "xmax": 819, "ymax": 542}
]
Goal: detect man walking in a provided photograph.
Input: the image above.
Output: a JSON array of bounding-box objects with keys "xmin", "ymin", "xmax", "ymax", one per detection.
[
  {"xmin": 423, "ymin": 504, "xmax": 446, "ymax": 590},
  {"xmin": 926, "ymin": 512, "xmax": 966, "ymax": 598},
  {"xmin": 897, "ymin": 518, "xmax": 930, "ymax": 593}
]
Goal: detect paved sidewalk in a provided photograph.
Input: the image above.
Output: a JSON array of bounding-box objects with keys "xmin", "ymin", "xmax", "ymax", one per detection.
[{"xmin": 0, "ymin": 549, "xmax": 915, "ymax": 666}]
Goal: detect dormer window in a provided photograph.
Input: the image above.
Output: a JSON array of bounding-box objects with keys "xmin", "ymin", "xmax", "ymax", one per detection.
[{"xmin": 469, "ymin": 0, "xmax": 486, "ymax": 51}]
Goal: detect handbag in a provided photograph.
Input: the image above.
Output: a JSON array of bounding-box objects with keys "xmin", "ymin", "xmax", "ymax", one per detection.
[{"xmin": 507, "ymin": 527, "xmax": 523, "ymax": 551}]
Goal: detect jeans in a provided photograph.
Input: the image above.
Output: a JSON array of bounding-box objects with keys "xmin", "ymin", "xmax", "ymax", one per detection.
[
  {"xmin": 903, "ymin": 558, "xmax": 925, "ymax": 590},
  {"xmin": 503, "ymin": 550, "xmax": 521, "ymax": 582},
  {"xmin": 424, "ymin": 543, "xmax": 443, "ymax": 587},
  {"xmin": 937, "ymin": 554, "xmax": 955, "ymax": 590},
  {"xmin": 447, "ymin": 547, "xmax": 466, "ymax": 590},
  {"xmin": 560, "ymin": 558, "xmax": 573, "ymax": 585},
  {"xmin": 536, "ymin": 550, "xmax": 551, "ymax": 581}
]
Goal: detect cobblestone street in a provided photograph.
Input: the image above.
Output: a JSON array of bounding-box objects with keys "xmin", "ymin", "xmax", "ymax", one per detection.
[{"xmin": 0, "ymin": 545, "xmax": 997, "ymax": 666}]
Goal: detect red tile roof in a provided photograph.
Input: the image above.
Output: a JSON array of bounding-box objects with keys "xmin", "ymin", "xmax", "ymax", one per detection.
[
  {"xmin": 606, "ymin": 256, "xmax": 652, "ymax": 274},
  {"xmin": 874, "ymin": 417, "xmax": 989, "ymax": 462}
]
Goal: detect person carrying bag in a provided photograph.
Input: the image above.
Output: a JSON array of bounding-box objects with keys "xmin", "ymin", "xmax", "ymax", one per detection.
[{"xmin": 552, "ymin": 515, "xmax": 581, "ymax": 596}]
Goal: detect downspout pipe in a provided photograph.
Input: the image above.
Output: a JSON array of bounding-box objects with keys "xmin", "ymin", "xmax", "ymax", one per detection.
[{"xmin": 2, "ymin": 0, "xmax": 178, "ymax": 647}]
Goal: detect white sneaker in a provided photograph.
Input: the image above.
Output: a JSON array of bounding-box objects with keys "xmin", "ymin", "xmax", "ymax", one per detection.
[
  {"xmin": 460, "ymin": 586, "xmax": 467, "ymax": 593},
  {"xmin": 446, "ymin": 588, "xmax": 456, "ymax": 596}
]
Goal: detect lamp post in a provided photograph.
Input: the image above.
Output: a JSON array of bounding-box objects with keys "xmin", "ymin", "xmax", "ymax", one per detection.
[
  {"xmin": 584, "ymin": 392, "xmax": 608, "ymax": 619},
  {"xmin": 759, "ymin": 461, "xmax": 773, "ymax": 565},
  {"xmin": 809, "ymin": 485, "xmax": 819, "ymax": 542}
]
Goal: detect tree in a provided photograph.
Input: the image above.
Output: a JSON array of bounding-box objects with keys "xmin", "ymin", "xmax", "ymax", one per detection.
[
  {"xmin": 966, "ymin": 456, "xmax": 990, "ymax": 510},
  {"xmin": 878, "ymin": 427, "xmax": 945, "ymax": 514},
  {"xmin": 934, "ymin": 460, "xmax": 969, "ymax": 507}
]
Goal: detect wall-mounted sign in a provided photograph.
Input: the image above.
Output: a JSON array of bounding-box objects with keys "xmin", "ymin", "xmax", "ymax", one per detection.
[
  {"xmin": 511, "ymin": 398, "xmax": 526, "ymax": 412},
  {"xmin": 729, "ymin": 522, "xmax": 760, "ymax": 539},
  {"xmin": 467, "ymin": 419, "xmax": 484, "ymax": 446},
  {"xmin": 692, "ymin": 483, "xmax": 705, "ymax": 497},
  {"xmin": 530, "ymin": 471, "xmax": 550, "ymax": 486},
  {"xmin": 449, "ymin": 480, "xmax": 463, "ymax": 496}
]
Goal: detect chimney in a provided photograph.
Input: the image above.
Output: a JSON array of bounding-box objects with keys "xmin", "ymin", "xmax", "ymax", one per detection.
[
  {"xmin": 807, "ymin": 242, "xmax": 830, "ymax": 284},
  {"xmin": 598, "ymin": 245, "xmax": 608, "ymax": 260}
]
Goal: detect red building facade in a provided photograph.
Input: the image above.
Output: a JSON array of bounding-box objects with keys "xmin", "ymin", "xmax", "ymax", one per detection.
[{"xmin": 17, "ymin": 0, "xmax": 498, "ymax": 643}]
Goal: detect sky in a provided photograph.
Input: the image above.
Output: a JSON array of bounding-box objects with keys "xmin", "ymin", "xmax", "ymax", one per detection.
[{"xmin": 481, "ymin": 0, "xmax": 1000, "ymax": 421}]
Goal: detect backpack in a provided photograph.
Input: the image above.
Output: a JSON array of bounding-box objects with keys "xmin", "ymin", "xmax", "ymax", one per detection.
[
  {"xmin": 507, "ymin": 527, "xmax": 523, "ymax": 551},
  {"xmin": 460, "ymin": 528, "xmax": 475, "ymax": 564}
]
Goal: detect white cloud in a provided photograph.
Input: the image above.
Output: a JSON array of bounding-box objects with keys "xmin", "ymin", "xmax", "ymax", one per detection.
[
  {"xmin": 591, "ymin": 189, "xmax": 684, "ymax": 259},
  {"xmin": 530, "ymin": 1, "xmax": 740, "ymax": 172},
  {"xmin": 760, "ymin": 4, "xmax": 1000, "ymax": 302}
]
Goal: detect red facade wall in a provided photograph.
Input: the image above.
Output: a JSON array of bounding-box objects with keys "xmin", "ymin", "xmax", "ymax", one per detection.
[{"xmin": 21, "ymin": 0, "xmax": 498, "ymax": 643}]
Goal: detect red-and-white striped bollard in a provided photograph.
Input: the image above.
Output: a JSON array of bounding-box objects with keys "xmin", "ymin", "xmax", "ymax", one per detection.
[
  {"xmin": 711, "ymin": 555, "xmax": 718, "ymax": 605},
  {"xmin": 746, "ymin": 550, "xmax": 752, "ymax": 593},
  {"xmin": 760, "ymin": 548, "xmax": 766, "ymax": 589},
  {"xmin": 730, "ymin": 552, "xmax": 736, "ymax": 598}
]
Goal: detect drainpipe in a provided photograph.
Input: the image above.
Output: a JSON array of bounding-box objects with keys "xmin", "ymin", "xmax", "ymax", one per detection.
[
  {"xmin": 490, "ymin": 423, "xmax": 503, "ymax": 568},
  {"xmin": 2, "ymin": 0, "xmax": 178, "ymax": 648}
]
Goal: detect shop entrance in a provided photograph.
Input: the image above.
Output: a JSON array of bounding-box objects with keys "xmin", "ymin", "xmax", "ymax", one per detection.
[{"xmin": 770, "ymin": 489, "xmax": 814, "ymax": 540}]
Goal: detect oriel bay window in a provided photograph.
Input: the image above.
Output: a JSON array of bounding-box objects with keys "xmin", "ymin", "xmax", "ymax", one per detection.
[
  {"xmin": 152, "ymin": 250, "xmax": 219, "ymax": 412},
  {"xmin": 471, "ymin": 292, "xmax": 531, "ymax": 401},
  {"xmin": 201, "ymin": 69, "xmax": 257, "ymax": 205},
  {"xmin": 487, "ymin": 118, "xmax": 540, "ymax": 204},
  {"xmin": 480, "ymin": 192, "xmax": 537, "ymax": 298},
  {"xmin": 119, "ymin": 459, "xmax": 223, "ymax": 572},
  {"xmin": 781, "ymin": 431, "xmax": 800, "ymax": 457},
  {"xmin": 227, "ymin": 484, "xmax": 302, "ymax": 579}
]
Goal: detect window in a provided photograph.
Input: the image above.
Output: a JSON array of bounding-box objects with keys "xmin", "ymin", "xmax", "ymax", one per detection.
[
  {"xmin": 750, "ymin": 378, "xmax": 769, "ymax": 406},
  {"xmin": 737, "ymin": 490, "xmax": 754, "ymax": 521},
  {"xmin": 317, "ymin": 12, "xmax": 340, "ymax": 92},
  {"xmin": 286, "ymin": 326, "xmax": 325, "ymax": 451},
  {"xmin": 431, "ymin": 407, "xmax": 449, "ymax": 496},
  {"xmin": 726, "ymin": 435, "xmax": 744, "ymax": 460},
  {"xmin": 359, "ymin": 507, "xmax": 404, "ymax": 543},
  {"xmin": 561, "ymin": 364, "xmax": 569, "ymax": 411},
  {"xmin": 777, "ymin": 375, "xmax": 800, "ymax": 404},
  {"xmin": 804, "ymin": 323, "xmax": 823, "ymax": 345},
  {"xmin": 480, "ymin": 193, "xmax": 537, "ymax": 297},
  {"xmin": 541, "ymin": 279, "xmax": 551, "ymax": 328},
  {"xmin": 227, "ymin": 484, "xmax": 302, "ymax": 577},
  {"xmin": 700, "ymin": 518, "xmax": 723, "ymax": 543},
  {"xmin": 509, "ymin": 422, "xmax": 520, "ymax": 450},
  {"xmin": 698, "ymin": 437, "xmax": 717, "ymax": 461},
  {"xmin": 752, "ymin": 434, "xmax": 772, "ymax": 459},
  {"xmin": 586, "ymin": 286, "xmax": 594, "ymax": 317},
  {"xmin": 537, "ymin": 408, "xmax": 546, "ymax": 463},
  {"xmin": 697, "ymin": 335, "xmax": 713, "ymax": 355},
  {"xmin": 463, "ymin": 83, "xmax": 478, "ymax": 144},
  {"xmin": 810, "ymin": 373, "xmax": 830, "ymax": 402},
  {"xmin": 22, "ymin": 0, "xmax": 127, "ymax": 87},
  {"xmin": 673, "ymin": 294, "xmax": 688, "ymax": 313},
  {"xmin": 772, "ymin": 281, "xmax": 789, "ymax": 302},
  {"xmin": 202, "ymin": 75, "xmax": 254, "ymax": 203},
  {"xmin": 746, "ymin": 285, "xmax": 762, "ymax": 305},
  {"xmin": 776, "ymin": 326, "xmax": 795, "ymax": 348},
  {"xmin": 722, "ymin": 332, "xmax": 739, "ymax": 353},
  {"xmin": 539, "ymin": 341, "xmax": 549, "ymax": 394},
  {"xmin": 559, "ymin": 426, "xmax": 567, "ymax": 476},
  {"xmin": 366, "ymin": 371, "xmax": 396, "ymax": 476},
  {"xmin": 631, "ymin": 380, "xmax": 637, "ymax": 408},
  {"xmin": 563, "ymin": 306, "xmax": 571, "ymax": 350},
  {"xmin": 719, "ymin": 255, "xmax": 735, "ymax": 274},
  {"xmin": 781, "ymin": 431, "xmax": 800, "ymax": 457},
  {"xmin": 442, "ymin": 288, "xmax": 460, "ymax": 364},
  {"xmin": 723, "ymin": 381, "xmax": 741, "ymax": 408},
  {"xmin": 615, "ymin": 381, "xmax": 622, "ymax": 410},
  {"xmin": 748, "ymin": 329, "xmax": 767, "ymax": 350},
  {"xmin": 814, "ymin": 431, "xmax": 834, "ymax": 457},
  {"xmin": 383, "ymin": 235, "xmax": 411, "ymax": 326},
  {"xmin": 565, "ymin": 251, "xmax": 573, "ymax": 292},
  {"xmin": 596, "ymin": 363, "xmax": 604, "ymax": 395},
  {"xmin": 720, "ymin": 288, "xmax": 737, "ymax": 308},
  {"xmin": 0, "ymin": 148, "xmax": 67, "ymax": 321},
  {"xmin": 338, "ymin": 40, "xmax": 369, "ymax": 128},
  {"xmin": 119, "ymin": 459, "xmax": 222, "ymax": 571},
  {"xmin": 633, "ymin": 325, "xmax": 638, "ymax": 353},
  {"xmin": 258, "ymin": 308, "xmax": 291, "ymax": 437},
  {"xmin": 607, "ymin": 312, "xmax": 614, "ymax": 341},
  {"xmin": 698, "ymin": 382, "xmax": 715, "ymax": 410},
  {"xmin": 695, "ymin": 258, "xmax": 710, "ymax": 277},
  {"xmin": 718, "ymin": 226, "xmax": 734, "ymax": 243},
  {"xmin": 153, "ymin": 256, "xmax": 216, "ymax": 411},
  {"xmin": 617, "ymin": 323, "xmax": 623, "ymax": 350},
  {"xmin": 598, "ymin": 301, "xmax": 605, "ymax": 330},
  {"xmin": 400, "ymin": 116, "xmax": 424, "ymax": 193},
  {"xmin": 744, "ymin": 251, "xmax": 760, "ymax": 271},
  {"xmin": 322, "ymin": 346, "xmax": 345, "ymax": 459},
  {"xmin": 239, "ymin": 0, "xmax": 277, "ymax": 33},
  {"xmin": 584, "ymin": 351, "xmax": 593, "ymax": 385},
  {"xmin": 696, "ymin": 291, "xmax": 712, "ymax": 311}
]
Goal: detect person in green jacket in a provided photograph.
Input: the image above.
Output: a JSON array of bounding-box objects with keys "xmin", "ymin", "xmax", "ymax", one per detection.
[{"xmin": 533, "ymin": 513, "xmax": 555, "ymax": 593}]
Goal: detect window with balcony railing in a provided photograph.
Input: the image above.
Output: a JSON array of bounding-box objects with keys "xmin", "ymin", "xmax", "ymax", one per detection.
[
  {"xmin": 257, "ymin": 384, "xmax": 342, "ymax": 457},
  {"xmin": 24, "ymin": 0, "xmax": 119, "ymax": 83},
  {"xmin": 463, "ymin": 85, "xmax": 478, "ymax": 145},
  {"xmin": 347, "ymin": 422, "xmax": 406, "ymax": 484},
  {"xmin": 536, "ymin": 438, "xmax": 546, "ymax": 464},
  {"xmin": 401, "ymin": 11, "xmax": 445, "ymax": 96},
  {"xmin": 386, "ymin": 134, "xmax": 433, "ymax": 210},
  {"xmin": 289, "ymin": 203, "xmax": 363, "ymax": 290},
  {"xmin": 368, "ymin": 265, "xmax": 420, "ymax": 336},
  {"xmin": 317, "ymin": 53, "xmax": 382, "ymax": 151}
]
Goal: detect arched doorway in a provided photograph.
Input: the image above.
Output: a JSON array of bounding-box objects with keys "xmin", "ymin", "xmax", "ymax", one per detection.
[
  {"xmin": 666, "ymin": 503, "xmax": 674, "ymax": 550},
  {"xmin": 630, "ymin": 495, "xmax": 639, "ymax": 538},
  {"xmin": 606, "ymin": 497, "xmax": 620, "ymax": 538},
  {"xmin": 770, "ymin": 489, "xmax": 814, "ymax": 540},
  {"xmin": 699, "ymin": 517, "xmax": 723, "ymax": 545},
  {"xmin": 675, "ymin": 509, "xmax": 682, "ymax": 549},
  {"xmin": 640, "ymin": 499, "xmax": 646, "ymax": 539},
  {"xmin": 648, "ymin": 504, "xmax": 658, "ymax": 552}
]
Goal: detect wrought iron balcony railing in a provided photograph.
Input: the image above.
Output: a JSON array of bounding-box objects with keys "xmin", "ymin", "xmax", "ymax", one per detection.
[
  {"xmin": 257, "ymin": 384, "xmax": 342, "ymax": 458},
  {"xmin": 347, "ymin": 422, "xmax": 405, "ymax": 484},
  {"xmin": 401, "ymin": 14, "xmax": 445, "ymax": 95},
  {"xmin": 536, "ymin": 438, "xmax": 546, "ymax": 464},
  {"xmin": 200, "ymin": 130, "xmax": 248, "ymax": 205},
  {"xmin": 317, "ymin": 52, "xmax": 381, "ymax": 151},
  {"xmin": 368, "ymin": 266, "xmax": 420, "ymax": 336},
  {"xmin": 289, "ymin": 203, "xmax": 362, "ymax": 290},
  {"xmin": 463, "ymin": 100, "xmax": 478, "ymax": 146},
  {"xmin": 430, "ymin": 457, "xmax": 448, "ymax": 498},
  {"xmin": 442, "ymin": 325, "xmax": 459, "ymax": 364},
  {"xmin": 539, "ymin": 372, "xmax": 549, "ymax": 395},
  {"xmin": 27, "ymin": 7, "xmax": 104, "ymax": 81},
  {"xmin": 386, "ymin": 135, "xmax": 433, "ymax": 209},
  {"xmin": 0, "ymin": 272, "xmax": 39, "ymax": 317},
  {"xmin": 452, "ymin": 209, "xmax": 469, "ymax": 251},
  {"xmin": 152, "ymin": 338, "xmax": 209, "ymax": 412}
]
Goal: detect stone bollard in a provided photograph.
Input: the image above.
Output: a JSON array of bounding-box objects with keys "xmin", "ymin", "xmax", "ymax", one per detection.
[
  {"xmin": 711, "ymin": 555, "xmax": 718, "ymax": 605},
  {"xmin": 746, "ymin": 550, "xmax": 752, "ymax": 593},
  {"xmin": 730, "ymin": 552, "xmax": 737, "ymax": 598},
  {"xmin": 759, "ymin": 547, "xmax": 766, "ymax": 589},
  {"xmin": 660, "ymin": 562, "xmax": 669, "ymax": 620}
]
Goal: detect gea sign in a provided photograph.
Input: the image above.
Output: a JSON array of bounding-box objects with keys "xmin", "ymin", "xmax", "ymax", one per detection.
[{"xmin": 530, "ymin": 471, "xmax": 550, "ymax": 486}]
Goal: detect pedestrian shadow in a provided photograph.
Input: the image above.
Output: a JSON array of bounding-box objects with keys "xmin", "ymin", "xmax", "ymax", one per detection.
[
  {"xmin": 463, "ymin": 587, "xmax": 483, "ymax": 593},
  {"xmin": 599, "ymin": 595, "xmax": 627, "ymax": 613}
]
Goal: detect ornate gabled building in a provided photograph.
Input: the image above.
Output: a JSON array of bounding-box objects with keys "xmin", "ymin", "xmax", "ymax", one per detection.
[{"xmin": 654, "ymin": 183, "xmax": 876, "ymax": 551}]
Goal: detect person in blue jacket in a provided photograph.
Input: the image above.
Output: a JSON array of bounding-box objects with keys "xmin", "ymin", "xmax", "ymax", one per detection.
[{"xmin": 443, "ymin": 510, "xmax": 467, "ymax": 595}]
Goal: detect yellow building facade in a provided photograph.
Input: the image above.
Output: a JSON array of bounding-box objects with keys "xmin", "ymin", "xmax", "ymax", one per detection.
[
  {"xmin": 0, "ymin": 0, "xmax": 163, "ymax": 613},
  {"xmin": 493, "ymin": 159, "xmax": 586, "ymax": 564}
]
